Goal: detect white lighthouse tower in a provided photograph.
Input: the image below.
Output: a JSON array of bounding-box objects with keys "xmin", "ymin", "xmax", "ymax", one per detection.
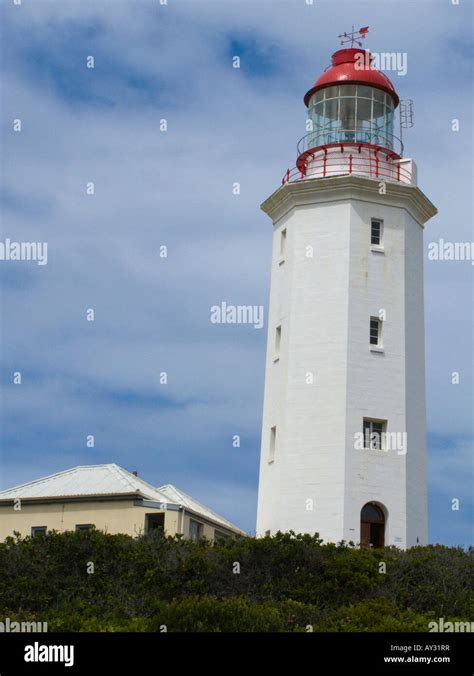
[{"xmin": 256, "ymin": 36, "xmax": 437, "ymax": 548}]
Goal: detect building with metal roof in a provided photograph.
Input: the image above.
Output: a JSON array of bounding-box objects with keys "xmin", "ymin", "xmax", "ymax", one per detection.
[{"xmin": 0, "ymin": 464, "xmax": 246, "ymax": 541}]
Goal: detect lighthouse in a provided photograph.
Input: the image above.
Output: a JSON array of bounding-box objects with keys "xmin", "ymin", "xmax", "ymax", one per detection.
[{"xmin": 256, "ymin": 34, "xmax": 437, "ymax": 548}]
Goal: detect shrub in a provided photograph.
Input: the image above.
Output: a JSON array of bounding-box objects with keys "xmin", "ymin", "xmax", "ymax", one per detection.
[{"xmin": 0, "ymin": 530, "xmax": 471, "ymax": 632}]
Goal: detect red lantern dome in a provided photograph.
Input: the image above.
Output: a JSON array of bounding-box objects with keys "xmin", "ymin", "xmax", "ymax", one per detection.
[{"xmin": 304, "ymin": 48, "xmax": 399, "ymax": 108}]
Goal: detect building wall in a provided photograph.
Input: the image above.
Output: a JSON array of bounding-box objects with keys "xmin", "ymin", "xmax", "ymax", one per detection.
[
  {"xmin": 344, "ymin": 199, "xmax": 409, "ymax": 547},
  {"xmin": 257, "ymin": 199, "xmax": 352, "ymax": 541},
  {"xmin": 0, "ymin": 500, "xmax": 166, "ymax": 540},
  {"xmin": 404, "ymin": 209, "xmax": 428, "ymax": 547},
  {"xmin": 257, "ymin": 178, "xmax": 431, "ymax": 547},
  {"xmin": 0, "ymin": 500, "xmax": 236, "ymax": 541},
  {"xmin": 255, "ymin": 205, "xmax": 291, "ymax": 534},
  {"xmin": 182, "ymin": 512, "xmax": 226, "ymax": 541}
]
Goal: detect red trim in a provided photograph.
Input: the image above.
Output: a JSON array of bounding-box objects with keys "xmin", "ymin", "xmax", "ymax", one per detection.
[
  {"xmin": 296, "ymin": 141, "xmax": 400, "ymax": 172},
  {"xmin": 282, "ymin": 155, "xmax": 411, "ymax": 185}
]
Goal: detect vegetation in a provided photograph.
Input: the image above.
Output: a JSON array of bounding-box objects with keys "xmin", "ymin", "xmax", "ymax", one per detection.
[{"xmin": 0, "ymin": 530, "xmax": 472, "ymax": 632}]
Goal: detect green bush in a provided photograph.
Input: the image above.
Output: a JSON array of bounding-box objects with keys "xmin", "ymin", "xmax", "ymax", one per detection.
[
  {"xmin": 0, "ymin": 530, "xmax": 471, "ymax": 632},
  {"xmin": 313, "ymin": 597, "xmax": 435, "ymax": 632}
]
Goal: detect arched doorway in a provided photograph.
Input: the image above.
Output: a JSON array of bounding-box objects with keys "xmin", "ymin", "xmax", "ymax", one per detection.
[{"xmin": 360, "ymin": 502, "xmax": 385, "ymax": 548}]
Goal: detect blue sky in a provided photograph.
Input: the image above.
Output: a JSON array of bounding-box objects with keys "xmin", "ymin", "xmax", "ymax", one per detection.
[{"xmin": 0, "ymin": 0, "xmax": 472, "ymax": 546}]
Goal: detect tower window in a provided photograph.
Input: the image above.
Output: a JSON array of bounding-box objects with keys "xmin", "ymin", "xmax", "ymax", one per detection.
[
  {"xmin": 371, "ymin": 219, "xmax": 383, "ymax": 246},
  {"xmin": 363, "ymin": 418, "xmax": 387, "ymax": 450},
  {"xmin": 275, "ymin": 325, "xmax": 281, "ymax": 358},
  {"xmin": 370, "ymin": 317, "xmax": 382, "ymax": 346},
  {"xmin": 280, "ymin": 228, "xmax": 287, "ymax": 258},
  {"xmin": 269, "ymin": 426, "xmax": 276, "ymax": 459}
]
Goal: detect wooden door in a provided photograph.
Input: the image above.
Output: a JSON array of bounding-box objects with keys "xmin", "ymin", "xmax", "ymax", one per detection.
[{"xmin": 360, "ymin": 521, "xmax": 371, "ymax": 548}]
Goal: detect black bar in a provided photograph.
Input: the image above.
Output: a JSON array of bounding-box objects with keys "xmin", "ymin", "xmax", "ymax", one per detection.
[{"xmin": 0, "ymin": 632, "xmax": 472, "ymax": 675}]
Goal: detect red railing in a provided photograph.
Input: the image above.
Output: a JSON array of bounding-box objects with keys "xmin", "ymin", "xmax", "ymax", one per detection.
[{"xmin": 282, "ymin": 153, "xmax": 411, "ymax": 185}]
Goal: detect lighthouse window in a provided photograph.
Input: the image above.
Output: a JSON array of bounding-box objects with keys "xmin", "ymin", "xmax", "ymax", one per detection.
[
  {"xmin": 371, "ymin": 219, "xmax": 383, "ymax": 246},
  {"xmin": 324, "ymin": 85, "xmax": 338, "ymax": 99},
  {"xmin": 363, "ymin": 419, "xmax": 386, "ymax": 450},
  {"xmin": 275, "ymin": 325, "xmax": 281, "ymax": 356},
  {"xmin": 358, "ymin": 85, "xmax": 373, "ymax": 99},
  {"xmin": 340, "ymin": 84, "xmax": 356, "ymax": 97},
  {"xmin": 280, "ymin": 229, "xmax": 287, "ymax": 258},
  {"xmin": 313, "ymin": 90, "xmax": 324, "ymax": 104},
  {"xmin": 370, "ymin": 317, "xmax": 382, "ymax": 346},
  {"xmin": 269, "ymin": 426, "xmax": 276, "ymax": 459},
  {"xmin": 324, "ymin": 98, "xmax": 338, "ymax": 125},
  {"xmin": 374, "ymin": 89, "xmax": 386, "ymax": 103},
  {"xmin": 306, "ymin": 85, "xmax": 394, "ymax": 152}
]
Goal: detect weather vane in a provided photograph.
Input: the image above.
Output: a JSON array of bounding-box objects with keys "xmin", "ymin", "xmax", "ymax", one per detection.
[{"xmin": 338, "ymin": 25, "xmax": 369, "ymax": 48}]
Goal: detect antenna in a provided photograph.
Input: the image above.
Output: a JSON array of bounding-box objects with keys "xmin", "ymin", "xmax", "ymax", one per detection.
[
  {"xmin": 399, "ymin": 99, "xmax": 414, "ymax": 151},
  {"xmin": 338, "ymin": 25, "xmax": 369, "ymax": 48}
]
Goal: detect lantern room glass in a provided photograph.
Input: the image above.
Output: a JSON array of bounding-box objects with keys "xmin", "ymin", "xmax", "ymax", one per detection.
[{"xmin": 307, "ymin": 84, "xmax": 395, "ymax": 151}]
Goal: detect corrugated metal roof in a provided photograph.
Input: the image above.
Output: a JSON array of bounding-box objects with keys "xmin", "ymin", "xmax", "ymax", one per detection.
[
  {"xmin": 158, "ymin": 483, "xmax": 246, "ymax": 534},
  {"xmin": 0, "ymin": 464, "xmax": 245, "ymax": 533},
  {"xmin": 0, "ymin": 464, "xmax": 167, "ymax": 501}
]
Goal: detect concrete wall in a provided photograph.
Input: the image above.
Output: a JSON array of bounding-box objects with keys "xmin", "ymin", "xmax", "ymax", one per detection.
[
  {"xmin": 256, "ymin": 177, "xmax": 433, "ymax": 547},
  {"xmin": 0, "ymin": 500, "xmax": 161, "ymax": 539},
  {"xmin": 404, "ymin": 209, "xmax": 428, "ymax": 547},
  {"xmin": 257, "ymin": 199, "xmax": 352, "ymax": 541},
  {"xmin": 0, "ymin": 500, "xmax": 235, "ymax": 542},
  {"xmin": 344, "ymin": 199, "xmax": 408, "ymax": 547},
  {"xmin": 182, "ymin": 512, "xmax": 227, "ymax": 541}
]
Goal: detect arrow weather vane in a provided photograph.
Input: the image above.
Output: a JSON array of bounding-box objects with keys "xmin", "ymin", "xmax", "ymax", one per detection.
[{"xmin": 338, "ymin": 25, "xmax": 369, "ymax": 48}]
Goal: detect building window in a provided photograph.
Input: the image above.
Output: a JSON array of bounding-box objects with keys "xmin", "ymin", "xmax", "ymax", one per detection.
[
  {"xmin": 269, "ymin": 426, "xmax": 276, "ymax": 460},
  {"xmin": 275, "ymin": 325, "xmax": 281, "ymax": 358},
  {"xmin": 280, "ymin": 228, "xmax": 287, "ymax": 258},
  {"xmin": 363, "ymin": 418, "xmax": 387, "ymax": 450},
  {"xmin": 265, "ymin": 530, "xmax": 271, "ymax": 537},
  {"xmin": 31, "ymin": 526, "xmax": 47, "ymax": 537},
  {"xmin": 75, "ymin": 524, "xmax": 93, "ymax": 531},
  {"xmin": 189, "ymin": 519, "xmax": 203, "ymax": 542},
  {"xmin": 145, "ymin": 513, "xmax": 165, "ymax": 535},
  {"xmin": 370, "ymin": 317, "xmax": 382, "ymax": 346},
  {"xmin": 371, "ymin": 219, "xmax": 383, "ymax": 246},
  {"xmin": 214, "ymin": 530, "xmax": 230, "ymax": 545}
]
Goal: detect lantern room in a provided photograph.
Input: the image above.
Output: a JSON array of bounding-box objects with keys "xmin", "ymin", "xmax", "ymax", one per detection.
[
  {"xmin": 306, "ymin": 82, "xmax": 396, "ymax": 152},
  {"xmin": 283, "ymin": 47, "xmax": 414, "ymax": 186},
  {"xmin": 302, "ymin": 48, "xmax": 399, "ymax": 154}
]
